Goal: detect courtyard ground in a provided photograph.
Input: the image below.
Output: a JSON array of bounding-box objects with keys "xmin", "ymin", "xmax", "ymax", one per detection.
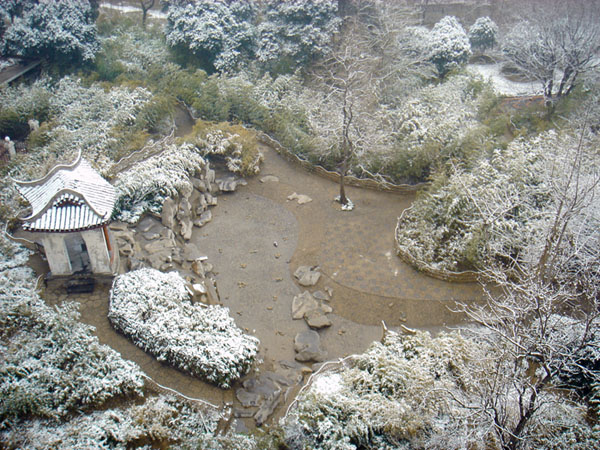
[{"xmin": 41, "ymin": 142, "xmax": 484, "ymax": 430}]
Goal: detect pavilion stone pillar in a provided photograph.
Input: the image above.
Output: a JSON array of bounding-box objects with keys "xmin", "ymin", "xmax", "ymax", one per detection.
[
  {"xmin": 40, "ymin": 234, "xmax": 71, "ymax": 275},
  {"xmin": 81, "ymin": 229, "xmax": 111, "ymax": 274}
]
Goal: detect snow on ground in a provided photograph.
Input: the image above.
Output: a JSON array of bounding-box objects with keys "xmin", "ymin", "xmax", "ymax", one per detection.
[
  {"xmin": 468, "ymin": 63, "xmax": 541, "ymax": 96},
  {"xmin": 100, "ymin": 2, "xmax": 167, "ymax": 19}
]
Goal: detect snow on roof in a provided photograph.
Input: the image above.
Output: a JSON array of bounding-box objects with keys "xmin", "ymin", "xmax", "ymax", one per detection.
[{"xmin": 14, "ymin": 153, "xmax": 116, "ymax": 232}]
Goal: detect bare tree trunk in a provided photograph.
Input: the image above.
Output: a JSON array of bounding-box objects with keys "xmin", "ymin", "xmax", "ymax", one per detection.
[{"xmin": 140, "ymin": 0, "xmax": 155, "ymax": 29}]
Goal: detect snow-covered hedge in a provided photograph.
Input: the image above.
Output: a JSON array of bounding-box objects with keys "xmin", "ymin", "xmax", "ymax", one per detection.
[
  {"xmin": 285, "ymin": 330, "xmax": 478, "ymax": 449},
  {"xmin": 0, "ymin": 236, "xmax": 144, "ymax": 424},
  {"xmin": 108, "ymin": 268, "xmax": 259, "ymax": 388},
  {"xmin": 468, "ymin": 16, "xmax": 498, "ymax": 51},
  {"xmin": 1, "ymin": 394, "xmax": 224, "ymax": 450},
  {"xmin": 113, "ymin": 140, "xmax": 206, "ymax": 222},
  {"xmin": 395, "ymin": 130, "xmax": 600, "ymax": 272}
]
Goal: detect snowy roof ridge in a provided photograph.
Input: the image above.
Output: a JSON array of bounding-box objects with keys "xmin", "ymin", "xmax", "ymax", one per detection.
[{"xmin": 14, "ymin": 152, "xmax": 116, "ymax": 232}]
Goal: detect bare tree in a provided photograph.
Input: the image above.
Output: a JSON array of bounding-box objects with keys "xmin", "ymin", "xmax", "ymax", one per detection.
[
  {"xmin": 139, "ymin": 0, "xmax": 155, "ymax": 29},
  {"xmin": 502, "ymin": 0, "xmax": 600, "ymax": 102},
  {"xmin": 310, "ymin": 0, "xmax": 431, "ymax": 206},
  {"xmin": 456, "ymin": 125, "xmax": 600, "ymax": 450}
]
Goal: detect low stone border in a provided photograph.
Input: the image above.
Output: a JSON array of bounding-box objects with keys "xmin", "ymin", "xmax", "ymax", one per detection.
[
  {"xmin": 257, "ymin": 133, "xmax": 428, "ymax": 194},
  {"xmin": 394, "ymin": 214, "xmax": 479, "ymax": 283}
]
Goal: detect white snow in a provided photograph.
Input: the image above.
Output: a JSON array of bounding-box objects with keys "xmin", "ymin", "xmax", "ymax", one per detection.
[
  {"xmin": 100, "ymin": 2, "xmax": 167, "ymax": 19},
  {"xmin": 312, "ymin": 373, "xmax": 343, "ymax": 396},
  {"xmin": 467, "ymin": 63, "xmax": 541, "ymax": 96}
]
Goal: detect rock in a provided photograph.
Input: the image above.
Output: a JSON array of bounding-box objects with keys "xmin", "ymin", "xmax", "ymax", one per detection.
[
  {"xmin": 233, "ymin": 408, "xmax": 255, "ymax": 418},
  {"xmin": 304, "ymin": 309, "xmax": 332, "ymax": 329},
  {"xmin": 191, "ymin": 176, "xmax": 206, "ymax": 192},
  {"xmin": 260, "ymin": 175, "xmax": 279, "ymax": 183},
  {"xmin": 313, "ymin": 290, "xmax": 330, "ymax": 301},
  {"xmin": 205, "ymin": 193, "xmax": 218, "ymax": 206},
  {"xmin": 195, "ymin": 193, "xmax": 208, "ymax": 214},
  {"xmin": 291, "ymin": 291, "xmax": 319, "ymax": 319},
  {"xmin": 287, "ymin": 192, "xmax": 312, "ymax": 205},
  {"xmin": 294, "ymin": 330, "xmax": 327, "ymax": 362},
  {"xmin": 182, "ymin": 243, "xmax": 199, "ymax": 261},
  {"xmin": 161, "ymin": 197, "xmax": 177, "ymax": 229},
  {"xmin": 294, "ymin": 266, "xmax": 321, "ymax": 287},
  {"xmin": 119, "ymin": 243, "xmax": 133, "ymax": 257},
  {"xmin": 144, "ymin": 238, "xmax": 172, "ymax": 255},
  {"xmin": 205, "ymin": 165, "xmax": 216, "ymax": 184},
  {"xmin": 254, "ymin": 389, "xmax": 281, "ymax": 427},
  {"xmin": 137, "ymin": 216, "xmax": 156, "ymax": 233},
  {"xmin": 191, "ymin": 282, "xmax": 207, "ymax": 295},
  {"xmin": 194, "ymin": 210, "xmax": 212, "ymax": 228},
  {"xmin": 180, "ymin": 217, "xmax": 193, "ymax": 241},
  {"xmin": 127, "ymin": 257, "xmax": 146, "ymax": 271},
  {"xmin": 217, "ymin": 177, "xmax": 246, "ymax": 192},
  {"xmin": 320, "ymin": 303, "xmax": 333, "ymax": 314},
  {"xmin": 180, "ymin": 181, "xmax": 193, "ymax": 200},
  {"xmin": 109, "ymin": 222, "xmax": 129, "ymax": 232},
  {"xmin": 142, "ymin": 231, "xmax": 160, "ymax": 241},
  {"xmin": 177, "ymin": 198, "xmax": 192, "ymax": 221},
  {"xmin": 236, "ymin": 388, "xmax": 262, "ymax": 408},
  {"xmin": 192, "ymin": 259, "xmax": 206, "ymax": 278}
]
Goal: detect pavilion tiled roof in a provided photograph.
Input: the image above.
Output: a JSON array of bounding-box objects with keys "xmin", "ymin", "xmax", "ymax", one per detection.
[{"xmin": 14, "ymin": 154, "xmax": 116, "ymax": 233}]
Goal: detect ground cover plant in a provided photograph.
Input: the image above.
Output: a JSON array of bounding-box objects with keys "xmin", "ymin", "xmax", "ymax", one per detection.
[
  {"xmin": 109, "ymin": 268, "xmax": 260, "ymax": 388},
  {"xmin": 0, "ymin": 235, "xmax": 144, "ymax": 428}
]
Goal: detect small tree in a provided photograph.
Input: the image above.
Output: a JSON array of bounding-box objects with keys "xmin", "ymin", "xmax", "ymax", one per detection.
[
  {"xmin": 468, "ymin": 16, "xmax": 498, "ymax": 51},
  {"xmin": 2, "ymin": 0, "xmax": 99, "ymax": 63},
  {"xmin": 256, "ymin": 0, "xmax": 341, "ymax": 74},
  {"xmin": 139, "ymin": 0, "xmax": 155, "ymax": 29},
  {"xmin": 502, "ymin": 0, "xmax": 600, "ymax": 101},
  {"xmin": 428, "ymin": 16, "xmax": 471, "ymax": 77}
]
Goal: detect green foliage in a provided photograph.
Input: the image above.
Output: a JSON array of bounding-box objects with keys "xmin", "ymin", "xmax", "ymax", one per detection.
[
  {"xmin": 135, "ymin": 94, "xmax": 176, "ymax": 133},
  {"xmin": 0, "ymin": 109, "xmax": 29, "ymax": 140},
  {"xmin": 182, "ymin": 119, "xmax": 263, "ymax": 176}
]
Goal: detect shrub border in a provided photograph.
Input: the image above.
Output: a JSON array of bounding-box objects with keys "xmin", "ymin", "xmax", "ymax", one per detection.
[{"xmin": 257, "ymin": 132, "xmax": 429, "ymax": 194}]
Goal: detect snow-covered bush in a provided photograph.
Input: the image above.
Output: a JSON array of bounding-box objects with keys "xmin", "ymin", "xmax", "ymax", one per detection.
[
  {"xmin": 468, "ymin": 16, "xmax": 498, "ymax": 51},
  {"xmin": 4, "ymin": 76, "xmax": 152, "ymax": 179},
  {"xmin": 396, "ymin": 130, "xmax": 599, "ymax": 272},
  {"xmin": 164, "ymin": 0, "xmax": 256, "ymax": 72},
  {"xmin": 0, "ymin": 237, "xmax": 144, "ymax": 424},
  {"xmin": 2, "ymin": 0, "xmax": 99, "ymax": 63},
  {"xmin": 183, "ymin": 120, "xmax": 263, "ymax": 176},
  {"xmin": 285, "ymin": 330, "xmax": 479, "ymax": 449},
  {"xmin": 113, "ymin": 139, "xmax": 205, "ymax": 222},
  {"xmin": 109, "ymin": 268, "xmax": 260, "ymax": 388},
  {"xmin": 428, "ymin": 16, "xmax": 471, "ymax": 77},
  {"xmin": 257, "ymin": 0, "xmax": 341, "ymax": 73},
  {"xmin": 1, "ymin": 393, "xmax": 225, "ymax": 450}
]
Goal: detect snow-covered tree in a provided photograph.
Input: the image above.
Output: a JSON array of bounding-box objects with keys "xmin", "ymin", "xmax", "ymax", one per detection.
[
  {"xmin": 257, "ymin": 0, "xmax": 341, "ymax": 74},
  {"xmin": 428, "ymin": 16, "xmax": 471, "ymax": 77},
  {"xmin": 164, "ymin": 0, "xmax": 257, "ymax": 72},
  {"xmin": 109, "ymin": 268, "xmax": 260, "ymax": 388},
  {"xmin": 502, "ymin": 0, "xmax": 600, "ymax": 101},
  {"xmin": 468, "ymin": 16, "xmax": 498, "ymax": 51},
  {"xmin": 2, "ymin": 0, "xmax": 100, "ymax": 63}
]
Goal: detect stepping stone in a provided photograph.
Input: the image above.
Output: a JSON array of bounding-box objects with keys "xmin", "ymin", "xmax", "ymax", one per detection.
[
  {"xmin": 294, "ymin": 266, "xmax": 321, "ymax": 286},
  {"xmin": 287, "ymin": 192, "xmax": 312, "ymax": 204},
  {"xmin": 304, "ymin": 309, "xmax": 332, "ymax": 329},
  {"xmin": 294, "ymin": 330, "xmax": 327, "ymax": 362},
  {"xmin": 292, "ymin": 291, "xmax": 319, "ymax": 319},
  {"xmin": 312, "ymin": 290, "xmax": 330, "ymax": 301},
  {"xmin": 260, "ymin": 175, "xmax": 279, "ymax": 183}
]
